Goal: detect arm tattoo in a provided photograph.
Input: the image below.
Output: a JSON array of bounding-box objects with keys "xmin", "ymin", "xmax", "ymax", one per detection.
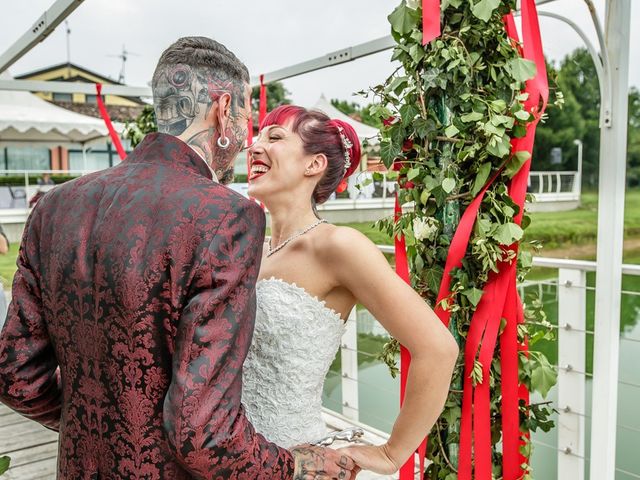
[{"xmin": 291, "ymin": 446, "xmax": 328, "ymax": 480}]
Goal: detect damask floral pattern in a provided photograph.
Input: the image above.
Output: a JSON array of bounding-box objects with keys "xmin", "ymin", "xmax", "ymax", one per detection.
[{"xmin": 0, "ymin": 133, "xmax": 295, "ymax": 479}]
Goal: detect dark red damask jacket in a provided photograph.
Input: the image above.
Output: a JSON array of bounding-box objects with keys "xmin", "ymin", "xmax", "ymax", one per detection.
[{"xmin": 0, "ymin": 133, "xmax": 295, "ymax": 479}]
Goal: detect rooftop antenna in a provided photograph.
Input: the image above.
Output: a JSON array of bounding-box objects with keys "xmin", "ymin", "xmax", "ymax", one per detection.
[{"xmin": 108, "ymin": 45, "xmax": 139, "ymax": 84}]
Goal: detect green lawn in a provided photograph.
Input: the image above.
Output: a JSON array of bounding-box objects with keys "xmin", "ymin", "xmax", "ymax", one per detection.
[
  {"xmin": 0, "ymin": 243, "xmax": 18, "ymax": 288},
  {"xmin": 1, "ymin": 191, "xmax": 638, "ymax": 288},
  {"xmin": 524, "ymin": 190, "xmax": 640, "ymax": 249}
]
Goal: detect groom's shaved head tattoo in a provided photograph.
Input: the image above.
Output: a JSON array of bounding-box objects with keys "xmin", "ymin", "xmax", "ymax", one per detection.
[{"xmin": 152, "ymin": 37, "xmax": 250, "ymax": 182}]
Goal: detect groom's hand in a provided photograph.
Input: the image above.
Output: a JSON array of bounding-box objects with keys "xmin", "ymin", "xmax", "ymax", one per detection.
[{"xmin": 290, "ymin": 444, "xmax": 358, "ymax": 480}]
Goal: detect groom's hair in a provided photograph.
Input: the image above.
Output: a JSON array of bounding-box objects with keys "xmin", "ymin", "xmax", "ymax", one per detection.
[{"xmin": 152, "ymin": 37, "xmax": 249, "ymax": 136}]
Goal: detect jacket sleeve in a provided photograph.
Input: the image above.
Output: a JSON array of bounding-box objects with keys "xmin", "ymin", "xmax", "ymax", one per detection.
[
  {"xmin": 0, "ymin": 206, "xmax": 61, "ymax": 431},
  {"xmin": 163, "ymin": 200, "xmax": 295, "ymax": 479}
]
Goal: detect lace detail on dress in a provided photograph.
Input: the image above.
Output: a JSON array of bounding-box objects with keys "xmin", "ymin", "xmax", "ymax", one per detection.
[{"xmin": 242, "ymin": 278, "xmax": 346, "ymax": 448}]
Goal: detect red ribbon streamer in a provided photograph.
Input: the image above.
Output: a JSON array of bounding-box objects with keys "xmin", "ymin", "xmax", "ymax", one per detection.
[
  {"xmin": 426, "ymin": 1, "xmax": 547, "ymax": 478},
  {"xmin": 395, "ymin": 193, "xmax": 428, "ymax": 480},
  {"xmin": 422, "ymin": 0, "xmax": 441, "ymax": 45},
  {"xmin": 95, "ymin": 84, "xmax": 127, "ymax": 160},
  {"xmin": 259, "ymin": 74, "xmax": 267, "ymax": 128}
]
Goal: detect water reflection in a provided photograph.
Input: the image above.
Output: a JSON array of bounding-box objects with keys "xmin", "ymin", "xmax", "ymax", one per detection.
[{"xmin": 322, "ymin": 273, "xmax": 640, "ymax": 479}]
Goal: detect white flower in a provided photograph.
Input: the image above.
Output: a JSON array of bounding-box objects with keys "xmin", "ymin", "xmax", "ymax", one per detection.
[{"xmin": 413, "ymin": 217, "xmax": 439, "ymax": 241}]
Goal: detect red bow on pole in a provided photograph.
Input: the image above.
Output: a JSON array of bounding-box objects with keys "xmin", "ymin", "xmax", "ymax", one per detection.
[
  {"xmin": 259, "ymin": 74, "xmax": 267, "ymax": 128},
  {"xmin": 95, "ymin": 83, "xmax": 127, "ymax": 160}
]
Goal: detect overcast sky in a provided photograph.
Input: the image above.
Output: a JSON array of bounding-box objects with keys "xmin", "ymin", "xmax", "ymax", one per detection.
[{"xmin": 1, "ymin": 0, "xmax": 638, "ymax": 107}]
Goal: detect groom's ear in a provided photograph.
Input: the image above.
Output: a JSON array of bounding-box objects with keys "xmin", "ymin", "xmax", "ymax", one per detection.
[
  {"xmin": 307, "ymin": 153, "xmax": 328, "ymax": 176},
  {"xmin": 209, "ymin": 92, "xmax": 232, "ymax": 135}
]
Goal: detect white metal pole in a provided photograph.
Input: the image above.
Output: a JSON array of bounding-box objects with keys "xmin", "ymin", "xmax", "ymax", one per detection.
[
  {"xmin": 589, "ymin": 1, "xmax": 631, "ymax": 479},
  {"xmin": 557, "ymin": 269, "xmax": 587, "ymax": 480},
  {"xmin": 573, "ymin": 139, "xmax": 583, "ymax": 196}
]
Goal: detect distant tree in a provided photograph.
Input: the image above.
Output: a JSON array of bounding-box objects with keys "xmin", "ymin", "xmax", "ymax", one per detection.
[
  {"xmin": 534, "ymin": 48, "xmax": 639, "ymax": 189},
  {"xmin": 330, "ymin": 99, "xmax": 382, "ymax": 128},
  {"xmin": 251, "ymin": 81, "xmax": 291, "ymax": 113}
]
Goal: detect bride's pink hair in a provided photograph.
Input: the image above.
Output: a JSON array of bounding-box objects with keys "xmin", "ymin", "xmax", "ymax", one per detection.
[{"xmin": 260, "ymin": 105, "xmax": 361, "ymax": 204}]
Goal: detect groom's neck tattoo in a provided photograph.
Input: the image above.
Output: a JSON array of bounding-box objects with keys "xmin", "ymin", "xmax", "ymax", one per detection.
[{"xmin": 153, "ymin": 64, "xmax": 248, "ymax": 175}]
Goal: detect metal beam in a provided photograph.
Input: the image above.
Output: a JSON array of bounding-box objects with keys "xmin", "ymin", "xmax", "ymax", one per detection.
[
  {"xmin": 0, "ymin": 0, "xmax": 86, "ymax": 74},
  {"xmin": 589, "ymin": 1, "xmax": 631, "ymax": 479},
  {"xmin": 249, "ymin": 35, "xmax": 395, "ymax": 86},
  {"xmin": 0, "ymin": 78, "xmax": 152, "ymax": 97}
]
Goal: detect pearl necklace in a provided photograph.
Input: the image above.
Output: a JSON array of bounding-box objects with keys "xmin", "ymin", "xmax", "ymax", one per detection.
[{"xmin": 267, "ymin": 218, "xmax": 328, "ymax": 257}]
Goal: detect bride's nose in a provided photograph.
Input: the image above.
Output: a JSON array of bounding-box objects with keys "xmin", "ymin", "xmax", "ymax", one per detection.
[{"xmin": 248, "ymin": 139, "xmax": 265, "ymax": 156}]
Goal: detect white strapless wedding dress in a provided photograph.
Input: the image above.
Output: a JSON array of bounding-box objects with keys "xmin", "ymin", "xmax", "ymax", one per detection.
[{"xmin": 241, "ymin": 277, "xmax": 346, "ymax": 448}]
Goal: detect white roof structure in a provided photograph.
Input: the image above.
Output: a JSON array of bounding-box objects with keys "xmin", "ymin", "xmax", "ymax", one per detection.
[
  {"xmin": 0, "ymin": 71, "xmax": 113, "ymax": 146},
  {"xmin": 312, "ymin": 94, "xmax": 379, "ymax": 145}
]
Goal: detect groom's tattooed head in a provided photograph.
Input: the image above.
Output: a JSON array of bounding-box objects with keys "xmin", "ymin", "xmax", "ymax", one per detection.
[{"xmin": 152, "ymin": 37, "xmax": 251, "ymax": 182}]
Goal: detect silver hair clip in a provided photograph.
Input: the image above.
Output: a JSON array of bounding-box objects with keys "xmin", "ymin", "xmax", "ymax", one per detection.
[{"xmin": 336, "ymin": 125, "xmax": 353, "ymax": 175}]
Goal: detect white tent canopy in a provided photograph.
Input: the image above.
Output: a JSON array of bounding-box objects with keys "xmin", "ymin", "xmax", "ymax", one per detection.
[
  {"xmin": 312, "ymin": 94, "xmax": 379, "ymax": 145},
  {"xmin": 0, "ymin": 71, "xmax": 113, "ymax": 147}
]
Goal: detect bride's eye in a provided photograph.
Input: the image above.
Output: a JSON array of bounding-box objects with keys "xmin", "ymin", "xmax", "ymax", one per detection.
[{"xmin": 269, "ymin": 135, "xmax": 281, "ymax": 141}]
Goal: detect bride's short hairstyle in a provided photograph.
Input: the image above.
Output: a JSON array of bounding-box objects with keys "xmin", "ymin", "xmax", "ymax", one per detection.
[{"xmin": 261, "ymin": 105, "xmax": 361, "ymax": 204}]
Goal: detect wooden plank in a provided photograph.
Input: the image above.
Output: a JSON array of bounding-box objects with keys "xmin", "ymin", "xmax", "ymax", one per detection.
[
  {"xmin": 3, "ymin": 441, "xmax": 58, "ymax": 468},
  {"xmin": 3, "ymin": 456, "xmax": 57, "ymax": 480},
  {"xmin": 0, "ymin": 422, "xmax": 57, "ymax": 454}
]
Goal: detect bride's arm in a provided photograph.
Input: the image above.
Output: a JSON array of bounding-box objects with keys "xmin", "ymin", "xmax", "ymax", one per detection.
[{"xmin": 324, "ymin": 227, "xmax": 458, "ymax": 473}]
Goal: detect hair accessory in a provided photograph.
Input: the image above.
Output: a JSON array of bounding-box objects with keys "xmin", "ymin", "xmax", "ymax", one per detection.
[{"xmin": 336, "ymin": 125, "xmax": 353, "ymax": 175}]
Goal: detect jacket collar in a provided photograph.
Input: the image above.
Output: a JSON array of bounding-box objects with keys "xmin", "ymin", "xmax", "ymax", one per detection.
[{"xmin": 126, "ymin": 132, "xmax": 217, "ymax": 181}]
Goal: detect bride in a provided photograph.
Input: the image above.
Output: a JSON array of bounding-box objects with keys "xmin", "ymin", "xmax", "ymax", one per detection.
[{"xmin": 242, "ymin": 105, "xmax": 458, "ymax": 475}]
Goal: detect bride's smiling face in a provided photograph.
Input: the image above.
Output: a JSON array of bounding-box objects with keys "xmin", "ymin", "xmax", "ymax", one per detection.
[{"xmin": 247, "ymin": 120, "xmax": 314, "ymax": 202}]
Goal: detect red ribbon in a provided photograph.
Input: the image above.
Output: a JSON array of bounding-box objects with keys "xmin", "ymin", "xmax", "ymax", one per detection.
[
  {"xmin": 259, "ymin": 74, "xmax": 267, "ymax": 128},
  {"xmin": 95, "ymin": 84, "xmax": 127, "ymax": 160},
  {"xmin": 450, "ymin": 2, "xmax": 548, "ymax": 479},
  {"xmin": 395, "ymin": 193, "xmax": 428, "ymax": 480},
  {"xmin": 422, "ymin": 0, "xmax": 441, "ymax": 45}
]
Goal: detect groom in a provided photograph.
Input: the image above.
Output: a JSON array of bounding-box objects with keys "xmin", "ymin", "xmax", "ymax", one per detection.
[{"xmin": 0, "ymin": 37, "xmax": 356, "ymax": 480}]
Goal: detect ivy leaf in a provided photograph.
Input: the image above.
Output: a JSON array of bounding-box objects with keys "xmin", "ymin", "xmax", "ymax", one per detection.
[
  {"xmin": 493, "ymin": 223, "xmax": 524, "ymax": 245},
  {"xmin": 407, "ymin": 168, "xmax": 421, "ymax": 181},
  {"xmin": 504, "ymin": 151, "xmax": 531, "ymax": 177},
  {"xmin": 400, "ymin": 104, "xmax": 420, "ymax": 125},
  {"xmin": 471, "ymin": 162, "xmax": 492, "ymax": 196},
  {"xmin": 461, "ymin": 111, "xmax": 484, "ymax": 122},
  {"xmin": 380, "ymin": 139, "xmax": 402, "ymax": 166},
  {"xmin": 444, "ymin": 124, "xmax": 460, "ymax": 137},
  {"xmin": 486, "ymin": 134, "xmax": 511, "ymax": 158},
  {"xmin": 442, "ymin": 405, "xmax": 461, "ymax": 425},
  {"xmin": 414, "ymin": 118, "xmax": 437, "ymax": 137},
  {"xmin": 531, "ymin": 354, "xmax": 557, "ymax": 398},
  {"xmin": 0, "ymin": 456, "xmax": 10, "ymax": 475},
  {"xmin": 463, "ymin": 288, "xmax": 484, "ymax": 307},
  {"xmin": 388, "ymin": 2, "xmax": 421, "ymax": 35},
  {"xmin": 442, "ymin": 178, "xmax": 456, "ymax": 193},
  {"xmin": 471, "ymin": 0, "xmax": 501, "ymax": 22},
  {"xmin": 424, "ymin": 266, "xmax": 443, "ymax": 294},
  {"xmin": 507, "ymin": 58, "xmax": 538, "ymax": 82},
  {"xmin": 514, "ymin": 109, "xmax": 532, "ymax": 121}
]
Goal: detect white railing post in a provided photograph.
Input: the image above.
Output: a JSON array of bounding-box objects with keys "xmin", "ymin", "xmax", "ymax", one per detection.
[
  {"xmin": 557, "ymin": 268, "xmax": 587, "ymax": 480},
  {"xmin": 556, "ymin": 173, "xmax": 561, "ymax": 193},
  {"xmin": 341, "ymin": 308, "xmax": 359, "ymax": 421}
]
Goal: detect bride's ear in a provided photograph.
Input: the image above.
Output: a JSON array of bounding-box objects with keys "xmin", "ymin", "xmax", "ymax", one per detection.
[{"xmin": 305, "ymin": 153, "xmax": 328, "ymax": 176}]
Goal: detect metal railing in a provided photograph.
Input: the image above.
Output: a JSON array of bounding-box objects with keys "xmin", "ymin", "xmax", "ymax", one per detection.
[
  {"xmin": 527, "ymin": 171, "xmax": 581, "ymax": 201},
  {"xmin": 322, "ymin": 246, "xmax": 640, "ymax": 480}
]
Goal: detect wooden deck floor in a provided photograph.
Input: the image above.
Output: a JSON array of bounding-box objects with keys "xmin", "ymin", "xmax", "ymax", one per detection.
[
  {"xmin": 0, "ymin": 404, "xmax": 58, "ymax": 479},
  {"xmin": 0, "ymin": 405, "xmax": 408, "ymax": 479}
]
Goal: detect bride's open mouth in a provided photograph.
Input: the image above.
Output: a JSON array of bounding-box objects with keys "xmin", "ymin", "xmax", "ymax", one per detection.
[{"xmin": 250, "ymin": 160, "xmax": 271, "ymax": 181}]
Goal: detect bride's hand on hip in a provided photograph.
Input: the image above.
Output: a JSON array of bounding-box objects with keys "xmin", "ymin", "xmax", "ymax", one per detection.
[{"xmin": 337, "ymin": 444, "xmax": 399, "ymax": 475}]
